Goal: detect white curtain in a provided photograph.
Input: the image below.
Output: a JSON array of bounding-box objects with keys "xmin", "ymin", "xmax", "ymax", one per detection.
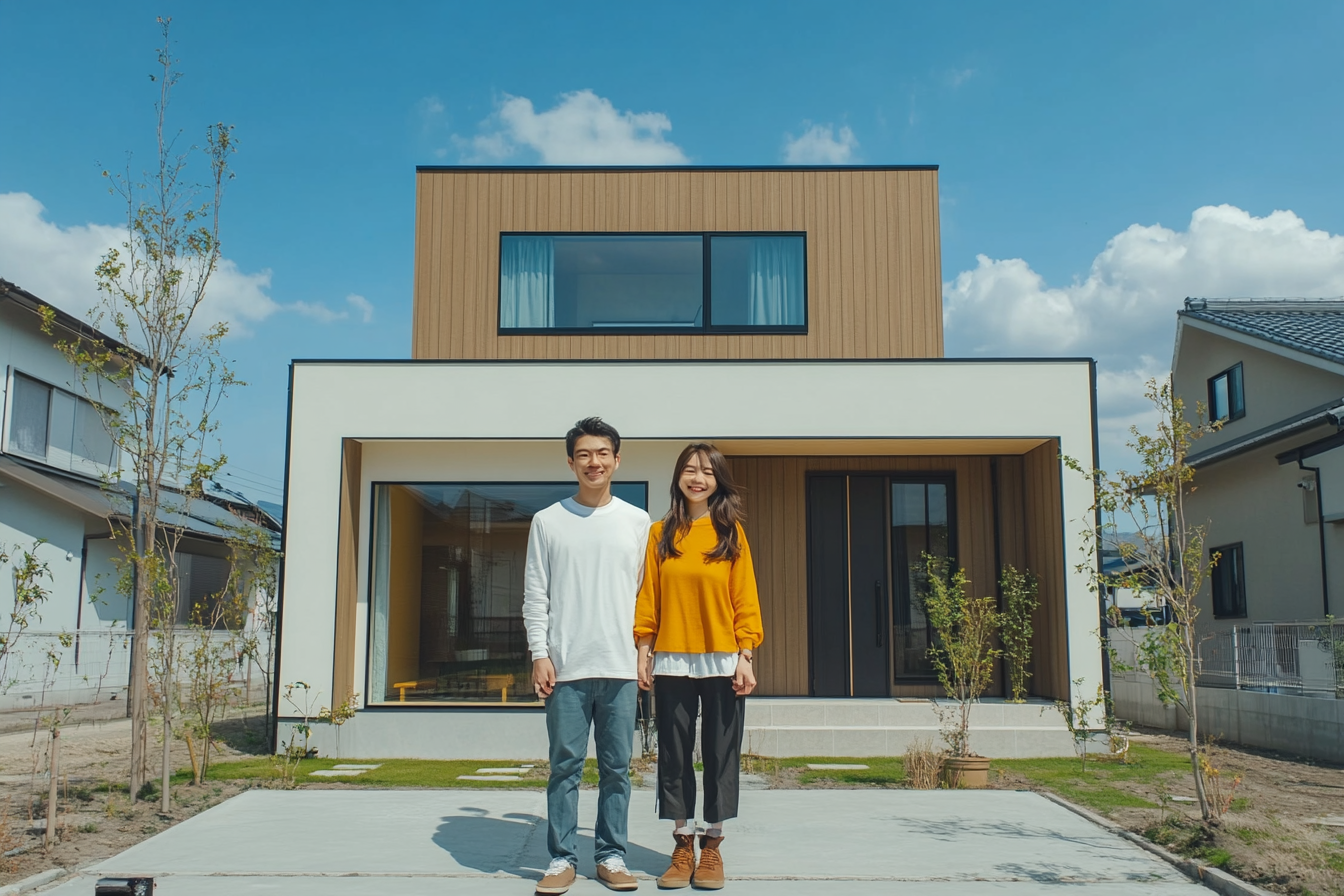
[
  {"xmin": 748, "ymin": 237, "xmax": 805, "ymax": 326},
  {"xmin": 369, "ymin": 486, "xmax": 391, "ymax": 701},
  {"xmin": 500, "ymin": 237, "xmax": 555, "ymax": 328}
]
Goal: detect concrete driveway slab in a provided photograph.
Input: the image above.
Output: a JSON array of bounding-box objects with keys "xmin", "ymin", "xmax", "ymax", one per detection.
[{"xmin": 41, "ymin": 789, "xmax": 1202, "ymax": 894}]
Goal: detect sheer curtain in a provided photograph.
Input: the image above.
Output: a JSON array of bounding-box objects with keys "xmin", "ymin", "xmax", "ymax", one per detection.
[
  {"xmin": 369, "ymin": 486, "xmax": 391, "ymax": 701},
  {"xmin": 500, "ymin": 237, "xmax": 555, "ymax": 328},
  {"xmin": 747, "ymin": 237, "xmax": 805, "ymax": 326}
]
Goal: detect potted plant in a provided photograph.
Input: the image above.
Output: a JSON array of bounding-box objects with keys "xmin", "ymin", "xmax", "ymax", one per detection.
[{"xmin": 922, "ymin": 555, "xmax": 1001, "ymax": 788}]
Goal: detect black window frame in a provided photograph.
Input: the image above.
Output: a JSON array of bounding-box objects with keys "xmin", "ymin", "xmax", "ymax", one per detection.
[
  {"xmin": 496, "ymin": 231, "xmax": 809, "ymax": 336},
  {"xmin": 1207, "ymin": 362, "xmax": 1245, "ymax": 424},
  {"xmin": 1210, "ymin": 542, "xmax": 1247, "ymax": 619}
]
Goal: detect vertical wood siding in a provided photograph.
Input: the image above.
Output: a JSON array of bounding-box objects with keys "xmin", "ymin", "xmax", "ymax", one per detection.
[
  {"xmin": 411, "ymin": 169, "xmax": 943, "ymax": 360},
  {"xmin": 1020, "ymin": 440, "xmax": 1070, "ymax": 701},
  {"xmin": 332, "ymin": 438, "xmax": 362, "ymax": 706}
]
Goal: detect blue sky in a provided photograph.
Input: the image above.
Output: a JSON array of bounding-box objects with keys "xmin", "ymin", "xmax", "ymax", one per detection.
[{"xmin": 3, "ymin": 1, "xmax": 1344, "ymax": 503}]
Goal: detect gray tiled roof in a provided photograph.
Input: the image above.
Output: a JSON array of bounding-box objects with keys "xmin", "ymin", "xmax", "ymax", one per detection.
[{"xmin": 1181, "ymin": 298, "xmax": 1344, "ymax": 365}]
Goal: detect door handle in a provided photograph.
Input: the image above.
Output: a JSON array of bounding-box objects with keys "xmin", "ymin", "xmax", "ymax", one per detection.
[{"xmin": 875, "ymin": 581, "xmax": 884, "ymax": 648}]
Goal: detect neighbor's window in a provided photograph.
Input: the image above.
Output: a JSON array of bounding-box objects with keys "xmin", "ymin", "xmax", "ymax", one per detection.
[
  {"xmin": 1210, "ymin": 542, "xmax": 1246, "ymax": 619},
  {"xmin": 368, "ymin": 482, "xmax": 648, "ymax": 705},
  {"xmin": 499, "ymin": 233, "xmax": 806, "ymax": 332},
  {"xmin": 1208, "ymin": 363, "xmax": 1245, "ymax": 423},
  {"xmin": 6, "ymin": 372, "xmax": 118, "ymax": 477}
]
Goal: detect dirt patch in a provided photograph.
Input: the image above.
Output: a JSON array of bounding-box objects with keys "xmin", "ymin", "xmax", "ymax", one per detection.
[
  {"xmin": 996, "ymin": 730, "xmax": 1344, "ymax": 896},
  {"xmin": 0, "ymin": 706, "xmax": 269, "ymax": 887}
]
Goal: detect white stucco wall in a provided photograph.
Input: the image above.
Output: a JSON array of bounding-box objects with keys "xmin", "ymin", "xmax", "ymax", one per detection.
[{"xmin": 280, "ymin": 359, "xmax": 1101, "ymax": 734}]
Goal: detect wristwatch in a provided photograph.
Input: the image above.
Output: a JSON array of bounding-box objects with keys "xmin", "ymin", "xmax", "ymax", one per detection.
[{"xmin": 738, "ymin": 649, "xmax": 753, "ymax": 663}]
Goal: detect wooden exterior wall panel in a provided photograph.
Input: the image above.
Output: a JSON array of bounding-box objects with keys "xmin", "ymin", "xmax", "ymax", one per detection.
[
  {"xmin": 1021, "ymin": 440, "xmax": 1069, "ymax": 701},
  {"xmin": 332, "ymin": 439, "xmax": 363, "ymax": 706},
  {"xmin": 411, "ymin": 168, "xmax": 942, "ymax": 361}
]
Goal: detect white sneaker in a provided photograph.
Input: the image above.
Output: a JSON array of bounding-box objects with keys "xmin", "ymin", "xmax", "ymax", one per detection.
[
  {"xmin": 537, "ymin": 857, "xmax": 576, "ymax": 894},
  {"xmin": 596, "ymin": 854, "xmax": 638, "ymax": 890}
]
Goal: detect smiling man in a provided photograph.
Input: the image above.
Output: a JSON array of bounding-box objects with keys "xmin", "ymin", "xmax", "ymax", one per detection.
[{"xmin": 523, "ymin": 417, "xmax": 651, "ymax": 894}]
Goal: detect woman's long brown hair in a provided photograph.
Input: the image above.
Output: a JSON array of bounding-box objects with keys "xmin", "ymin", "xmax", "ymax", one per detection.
[{"xmin": 657, "ymin": 443, "xmax": 745, "ymax": 563}]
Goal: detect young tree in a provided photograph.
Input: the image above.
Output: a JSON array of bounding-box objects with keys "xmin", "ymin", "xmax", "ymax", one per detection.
[
  {"xmin": 44, "ymin": 17, "xmax": 238, "ymax": 804},
  {"xmin": 1069, "ymin": 378, "xmax": 1220, "ymax": 821}
]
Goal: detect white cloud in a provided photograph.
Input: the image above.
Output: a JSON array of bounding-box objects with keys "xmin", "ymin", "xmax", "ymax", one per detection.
[
  {"xmin": 947, "ymin": 68, "xmax": 976, "ymax": 88},
  {"xmin": 782, "ymin": 123, "xmax": 859, "ymax": 164},
  {"xmin": 290, "ymin": 293, "xmax": 374, "ymax": 325},
  {"xmin": 455, "ymin": 89, "xmax": 688, "ymax": 165},
  {"xmin": 0, "ymin": 191, "xmax": 279, "ymax": 336},
  {"xmin": 346, "ymin": 293, "xmax": 374, "ymax": 323},
  {"xmin": 943, "ymin": 204, "xmax": 1344, "ymax": 466}
]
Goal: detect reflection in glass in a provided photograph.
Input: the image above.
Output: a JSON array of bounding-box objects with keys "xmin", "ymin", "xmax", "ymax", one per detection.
[
  {"xmin": 891, "ymin": 480, "xmax": 953, "ymax": 680},
  {"xmin": 369, "ymin": 482, "xmax": 647, "ymax": 704}
]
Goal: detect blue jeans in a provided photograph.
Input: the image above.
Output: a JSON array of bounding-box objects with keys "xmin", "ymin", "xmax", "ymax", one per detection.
[{"xmin": 545, "ymin": 678, "xmax": 637, "ymax": 865}]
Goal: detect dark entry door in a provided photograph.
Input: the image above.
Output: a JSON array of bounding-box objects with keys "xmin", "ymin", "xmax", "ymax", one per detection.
[
  {"xmin": 808, "ymin": 473, "xmax": 957, "ymax": 696},
  {"xmin": 806, "ymin": 476, "xmax": 890, "ymax": 696},
  {"xmin": 848, "ymin": 477, "xmax": 890, "ymax": 696},
  {"xmin": 806, "ymin": 477, "xmax": 850, "ymax": 696}
]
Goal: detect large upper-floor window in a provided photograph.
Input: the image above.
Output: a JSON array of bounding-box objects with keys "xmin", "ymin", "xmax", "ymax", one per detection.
[
  {"xmin": 5, "ymin": 371, "xmax": 119, "ymax": 478},
  {"xmin": 368, "ymin": 481, "xmax": 648, "ymax": 705},
  {"xmin": 1208, "ymin": 362, "xmax": 1245, "ymax": 424},
  {"xmin": 499, "ymin": 233, "xmax": 806, "ymax": 333}
]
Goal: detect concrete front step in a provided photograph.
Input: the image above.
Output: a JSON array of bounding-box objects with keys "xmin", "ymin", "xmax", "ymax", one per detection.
[{"xmin": 743, "ymin": 698, "xmax": 1076, "ymax": 758}]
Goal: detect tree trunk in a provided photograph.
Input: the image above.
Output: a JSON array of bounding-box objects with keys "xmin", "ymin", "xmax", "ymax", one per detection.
[
  {"xmin": 160, "ymin": 710, "xmax": 171, "ymax": 813},
  {"xmin": 1186, "ymin": 659, "xmax": 1211, "ymax": 821},
  {"xmin": 44, "ymin": 726, "xmax": 58, "ymax": 849},
  {"xmin": 128, "ymin": 512, "xmax": 151, "ymax": 802}
]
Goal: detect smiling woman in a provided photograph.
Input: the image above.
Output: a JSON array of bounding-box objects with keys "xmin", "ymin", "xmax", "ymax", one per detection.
[{"xmin": 367, "ymin": 481, "xmax": 647, "ymax": 705}]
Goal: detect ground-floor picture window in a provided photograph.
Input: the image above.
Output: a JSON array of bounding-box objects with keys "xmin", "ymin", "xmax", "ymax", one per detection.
[{"xmin": 367, "ymin": 482, "xmax": 647, "ymax": 705}]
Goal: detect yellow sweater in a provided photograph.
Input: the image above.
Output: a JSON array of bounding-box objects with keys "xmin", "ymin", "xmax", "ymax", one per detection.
[{"xmin": 633, "ymin": 518, "xmax": 765, "ymax": 654}]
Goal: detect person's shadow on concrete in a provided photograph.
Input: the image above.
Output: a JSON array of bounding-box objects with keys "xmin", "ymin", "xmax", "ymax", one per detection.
[{"xmin": 434, "ymin": 807, "xmax": 670, "ymax": 882}]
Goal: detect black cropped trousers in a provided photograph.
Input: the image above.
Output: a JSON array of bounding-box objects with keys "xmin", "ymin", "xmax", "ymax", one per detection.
[{"xmin": 654, "ymin": 675, "xmax": 746, "ymax": 823}]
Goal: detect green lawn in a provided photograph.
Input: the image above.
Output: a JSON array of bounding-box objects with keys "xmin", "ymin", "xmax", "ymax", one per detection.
[
  {"xmin": 996, "ymin": 744, "xmax": 1193, "ymax": 814},
  {"xmin": 192, "ymin": 757, "xmax": 633, "ymax": 788}
]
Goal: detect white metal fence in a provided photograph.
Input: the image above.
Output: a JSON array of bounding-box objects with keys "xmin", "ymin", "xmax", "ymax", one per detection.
[
  {"xmin": 0, "ymin": 628, "xmax": 274, "ymax": 711},
  {"xmin": 1197, "ymin": 622, "xmax": 1344, "ymax": 699}
]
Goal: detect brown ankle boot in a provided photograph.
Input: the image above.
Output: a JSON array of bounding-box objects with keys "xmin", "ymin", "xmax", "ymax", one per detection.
[
  {"xmin": 692, "ymin": 834, "xmax": 725, "ymax": 889},
  {"xmin": 657, "ymin": 832, "xmax": 695, "ymax": 889}
]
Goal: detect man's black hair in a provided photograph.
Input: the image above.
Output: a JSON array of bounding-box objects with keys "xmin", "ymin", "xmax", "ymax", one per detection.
[{"xmin": 566, "ymin": 417, "xmax": 621, "ymax": 458}]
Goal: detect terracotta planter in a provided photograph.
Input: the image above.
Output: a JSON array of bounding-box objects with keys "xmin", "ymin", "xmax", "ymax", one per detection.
[{"xmin": 941, "ymin": 755, "xmax": 991, "ymax": 789}]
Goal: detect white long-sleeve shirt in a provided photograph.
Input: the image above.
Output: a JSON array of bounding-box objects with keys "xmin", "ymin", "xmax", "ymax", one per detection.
[{"xmin": 522, "ymin": 496, "xmax": 650, "ymax": 681}]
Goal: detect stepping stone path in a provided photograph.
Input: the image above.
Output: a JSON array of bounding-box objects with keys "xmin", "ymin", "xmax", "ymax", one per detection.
[
  {"xmin": 457, "ymin": 764, "xmax": 536, "ymax": 783},
  {"xmin": 1309, "ymin": 815, "xmax": 1344, "ymax": 827},
  {"xmin": 309, "ymin": 764, "xmax": 382, "ymax": 778},
  {"xmin": 806, "ymin": 763, "xmax": 869, "ymax": 770}
]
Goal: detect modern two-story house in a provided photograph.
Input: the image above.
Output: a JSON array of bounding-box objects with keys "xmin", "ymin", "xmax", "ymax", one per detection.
[
  {"xmin": 276, "ymin": 166, "xmax": 1100, "ymax": 759},
  {"xmin": 1175, "ymin": 298, "xmax": 1344, "ymax": 627}
]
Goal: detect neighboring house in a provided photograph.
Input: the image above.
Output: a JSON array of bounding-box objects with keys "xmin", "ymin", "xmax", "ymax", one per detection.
[
  {"xmin": 0, "ymin": 279, "xmax": 279, "ymax": 709},
  {"xmin": 277, "ymin": 166, "xmax": 1101, "ymax": 760},
  {"xmin": 1111, "ymin": 298, "xmax": 1344, "ymax": 761},
  {"xmin": 1174, "ymin": 298, "xmax": 1344, "ymax": 627}
]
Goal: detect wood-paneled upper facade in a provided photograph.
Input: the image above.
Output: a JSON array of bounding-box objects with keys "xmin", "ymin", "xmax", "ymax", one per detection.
[{"xmin": 412, "ymin": 166, "xmax": 943, "ymax": 360}]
